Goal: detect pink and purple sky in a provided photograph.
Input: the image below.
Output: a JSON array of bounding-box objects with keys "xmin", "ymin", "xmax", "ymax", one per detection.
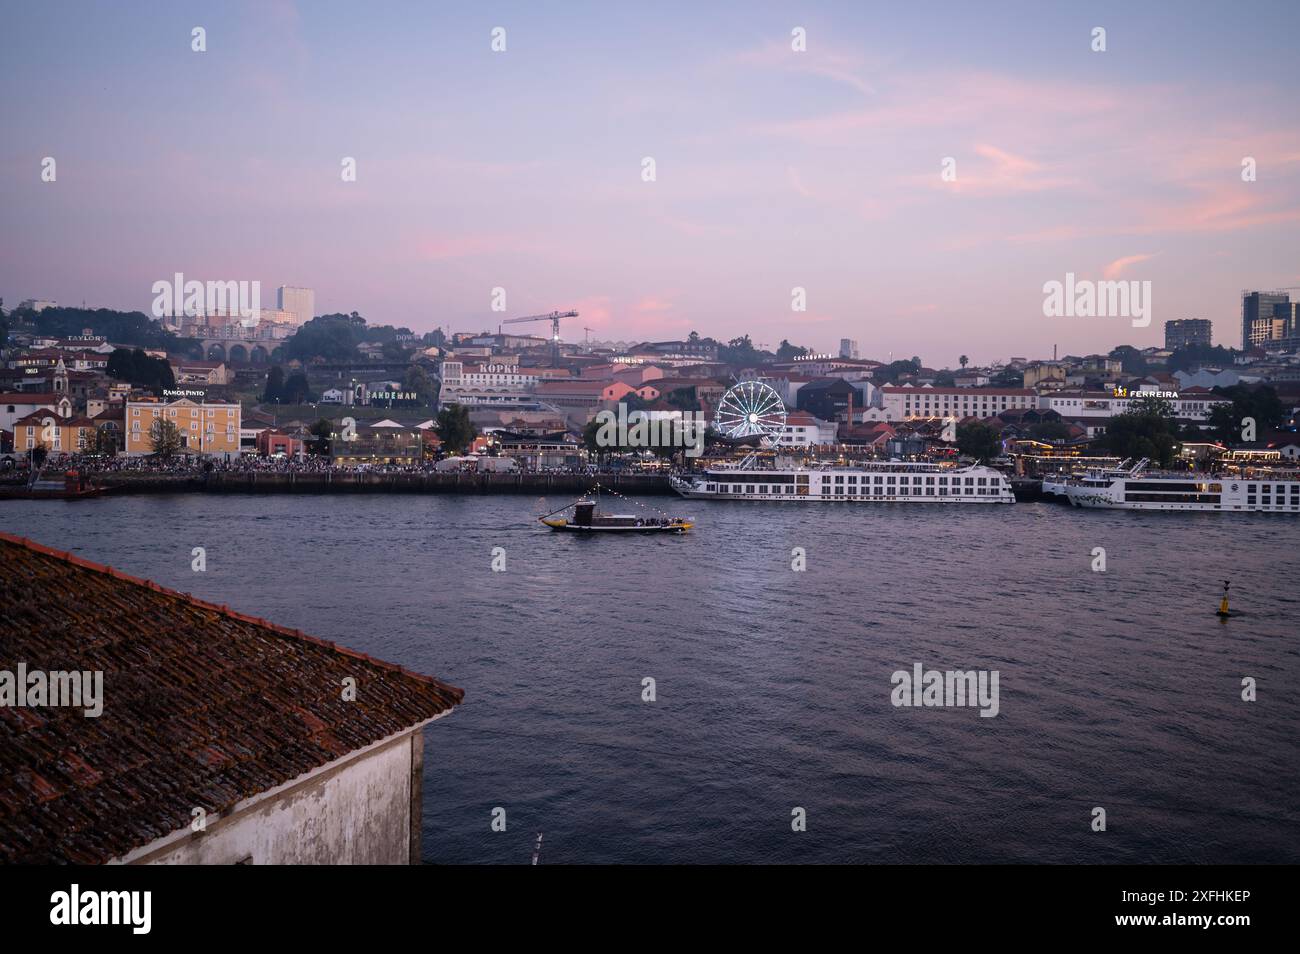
[{"xmin": 3, "ymin": 0, "xmax": 1298, "ymax": 366}]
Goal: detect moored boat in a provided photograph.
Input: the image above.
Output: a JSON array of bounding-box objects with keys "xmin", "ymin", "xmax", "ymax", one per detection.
[
  {"xmin": 539, "ymin": 487, "xmax": 693, "ymax": 533},
  {"xmin": 1062, "ymin": 460, "xmax": 1300, "ymax": 512},
  {"xmin": 0, "ymin": 469, "xmax": 104, "ymax": 501},
  {"xmin": 670, "ymin": 457, "xmax": 1014, "ymax": 504}
]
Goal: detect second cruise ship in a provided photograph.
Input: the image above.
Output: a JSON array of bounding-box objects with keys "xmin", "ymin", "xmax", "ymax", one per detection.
[{"xmin": 670, "ymin": 460, "xmax": 1015, "ymax": 504}]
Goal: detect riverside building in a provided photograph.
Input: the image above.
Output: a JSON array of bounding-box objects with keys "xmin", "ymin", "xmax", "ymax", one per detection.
[{"xmin": 125, "ymin": 397, "xmax": 242, "ymax": 456}]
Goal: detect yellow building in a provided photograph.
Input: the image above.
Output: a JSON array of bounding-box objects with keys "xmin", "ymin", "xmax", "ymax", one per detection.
[
  {"xmin": 12, "ymin": 411, "xmax": 98, "ymax": 453},
  {"xmin": 125, "ymin": 398, "xmax": 242, "ymax": 456}
]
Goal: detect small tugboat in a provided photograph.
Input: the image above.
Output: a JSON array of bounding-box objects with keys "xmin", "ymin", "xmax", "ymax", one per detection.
[
  {"xmin": 539, "ymin": 487, "xmax": 693, "ymax": 533},
  {"xmin": 0, "ymin": 468, "xmax": 105, "ymax": 500}
]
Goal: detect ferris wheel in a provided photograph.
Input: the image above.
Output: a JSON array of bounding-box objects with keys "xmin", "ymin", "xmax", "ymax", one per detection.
[{"xmin": 714, "ymin": 380, "xmax": 788, "ymax": 440}]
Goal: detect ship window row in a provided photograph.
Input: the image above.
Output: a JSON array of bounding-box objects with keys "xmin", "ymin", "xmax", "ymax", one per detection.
[
  {"xmin": 711, "ymin": 483, "xmax": 997, "ymax": 497},
  {"xmin": 1124, "ymin": 493, "xmax": 1222, "ymax": 504},
  {"xmin": 1246, "ymin": 497, "xmax": 1298, "ymax": 507},
  {"xmin": 821, "ymin": 475, "xmax": 990, "ymax": 486}
]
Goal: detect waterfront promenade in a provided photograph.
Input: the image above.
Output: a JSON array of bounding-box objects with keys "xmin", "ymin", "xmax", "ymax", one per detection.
[{"xmin": 0, "ymin": 457, "xmax": 679, "ymax": 496}]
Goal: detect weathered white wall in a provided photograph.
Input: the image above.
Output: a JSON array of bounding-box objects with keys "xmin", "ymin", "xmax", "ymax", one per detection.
[{"xmin": 134, "ymin": 733, "xmax": 415, "ymax": 865}]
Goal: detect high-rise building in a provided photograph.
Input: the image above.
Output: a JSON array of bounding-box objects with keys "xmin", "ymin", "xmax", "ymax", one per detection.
[
  {"xmin": 1241, "ymin": 291, "xmax": 1290, "ymax": 348},
  {"xmin": 1164, "ymin": 319, "xmax": 1212, "ymax": 350},
  {"xmin": 839, "ymin": 338, "xmax": 859, "ymax": 359},
  {"xmin": 276, "ymin": 286, "xmax": 315, "ymax": 326}
]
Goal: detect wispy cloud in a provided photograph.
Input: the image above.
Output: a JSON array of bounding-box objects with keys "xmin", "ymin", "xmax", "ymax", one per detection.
[{"xmin": 1103, "ymin": 254, "xmax": 1156, "ymax": 279}]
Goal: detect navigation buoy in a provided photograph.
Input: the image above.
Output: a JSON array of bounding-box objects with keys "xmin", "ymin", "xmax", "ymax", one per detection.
[{"xmin": 1216, "ymin": 580, "xmax": 1233, "ymax": 619}]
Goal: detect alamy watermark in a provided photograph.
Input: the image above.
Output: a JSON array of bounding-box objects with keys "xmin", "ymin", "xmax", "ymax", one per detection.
[
  {"xmin": 593, "ymin": 403, "xmax": 706, "ymax": 458},
  {"xmin": 50, "ymin": 884, "xmax": 150, "ymax": 934},
  {"xmin": 1, "ymin": 664, "xmax": 103, "ymax": 717},
  {"xmin": 1042, "ymin": 272, "xmax": 1151, "ymax": 328},
  {"xmin": 151, "ymin": 272, "xmax": 261, "ymax": 321},
  {"xmin": 891, "ymin": 662, "xmax": 999, "ymax": 718}
]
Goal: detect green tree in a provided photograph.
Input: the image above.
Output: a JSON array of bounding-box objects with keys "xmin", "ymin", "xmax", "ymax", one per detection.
[
  {"xmin": 29, "ymin": 306, "xmax": 176, "ymax": 350},
  {"xmin": 718, "ymin": 335, "xmax": 764, "ymax": 366},
  {"xmin": 1168, "ymin": 344, "xmax": 1236, "ymax": 374},
  {"xmin": 956, "ymin": 421, "xmax": 1000, "ymax": 462},
  {"xmin": 435, "ymin": 403, "xmax": 476, "ymax": 454},
  {"xmin": 263, "ymin": 366, "xmax": 285, "ymax": 403},
  {"xmin": 665, "ymin": 387, "xmax": 698, "ymax": 411},
  {"xmin": 875, "ymin": 359, "xmax": 924, "ymax": 384},
  {"xmin": 404, "ymin": 364, "xmax": 434, "ymax": 403},
  {"xmin": 1206, "ymin": 403, "xmax": 1237, "ymax": 444},
  {"xmin": 308, "ymin": 418, "xmax": 333, "ymax": 456},
  {"xmin": 776, "ymin": 339, "xmax": 810, "ymax": 361},
  {"xmin": 282, "ymin": 314, "xmax": 365, "ymax": 362},
  {"xmin": 959, "ymin": 355, "xmax": 969, "ymax": 369},
  {"xmin": 1028, "ymin": 420, "xmax": 1071, "ymax": 442},
  {"xmin": 149, "ymin": 418, "xmax": 184, "ymax": 458},
  {"xmin": 1109, "ymin": 345, "xmax": 1148, "ymax": 376},
  {"xmin": 1210, "ymin": 384, "xmax": 1283, "ymax": 437},
  {"xmin": 282, "ymin": 370, "xmax": 312, "ymax": 404},
  {"xmin": 93, "ymin": 425, "xmax": 120, "ymax": 456},
  {"xmin": 106, "ymin": 348, "xmax": 175, "ymax": 392},
  {"xmin": 582, "ymin": 412, "xmax": 643, "ymax": 458},
  {"xmin": 1099, "ymin": 397, "xmax": 1180, "ymax": 466},
  {"xmin": 582, "ymin": 417, "xmax": 607, "ymax": 458}
]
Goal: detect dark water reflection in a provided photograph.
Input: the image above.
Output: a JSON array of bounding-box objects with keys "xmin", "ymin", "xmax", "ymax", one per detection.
[{"xmin": 2, "ymin": 494, "xmax": 1296, "ymax": 863}]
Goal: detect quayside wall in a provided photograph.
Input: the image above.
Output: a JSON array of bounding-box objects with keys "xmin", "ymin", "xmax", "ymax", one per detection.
[{"xmin": 66, "ymin": 472, "xmax": 677, "ymax": 496}]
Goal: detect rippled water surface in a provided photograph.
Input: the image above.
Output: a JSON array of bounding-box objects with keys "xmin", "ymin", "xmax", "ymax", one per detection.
[{"xmin": 3, "ymin": 493, "xmax": 1297, "ymax": 863}]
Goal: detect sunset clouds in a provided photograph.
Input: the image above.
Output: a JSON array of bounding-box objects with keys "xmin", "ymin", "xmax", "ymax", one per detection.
[{"xmin": 3, "ymin": 1, "xmax": 1298, "ymax": 365}]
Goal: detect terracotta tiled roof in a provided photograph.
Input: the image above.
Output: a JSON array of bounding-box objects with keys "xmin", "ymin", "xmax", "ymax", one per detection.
[
  {"xmin": 0, "ymin": 534, "xmax": 463, "ymax": 864},
  {"xmin": 882, "ymin": 385, "xmax": 1035, "ymax": 396},
  {"xmin": 0, "ymin": 393, "xmax": 65, "ymax": 405},
  {"xmin": 784, "ymin": 411, "xmax": 821, "ymax": 425}
]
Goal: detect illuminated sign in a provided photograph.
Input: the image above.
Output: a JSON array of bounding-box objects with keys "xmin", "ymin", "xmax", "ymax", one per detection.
[
  {"xmin": 1112, "ymin": 386, "xmax": 1180, "ymax": 399},
  {"xmin": 368, "ymin": 391, "xmax": 419, "ymax": 402}
]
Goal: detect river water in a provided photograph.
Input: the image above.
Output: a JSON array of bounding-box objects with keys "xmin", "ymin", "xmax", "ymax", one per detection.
[{"xmin": 2, "ymin": 493, "xmax": 1297, "ymax": 863}]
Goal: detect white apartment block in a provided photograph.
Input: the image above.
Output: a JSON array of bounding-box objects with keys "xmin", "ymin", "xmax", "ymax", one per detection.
[
  {"xmin": 879, "ymin": 386, "xmax": 1037, "ymax": 422},
  {"xmin": 777, "ymin": 412, "xmax": 839, "ymax": 446},
  {"xmin": 1040, "ymin": 387, "xmax": 1230, "ymax": 431},
  {"xmin": 276, "ymin": 286, "xmax": 315, "ymax": 326}
]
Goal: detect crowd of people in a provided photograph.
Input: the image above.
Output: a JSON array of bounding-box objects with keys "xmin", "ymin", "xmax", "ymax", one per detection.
[{"xmin": 9, "ymin": 451, "xmax": 687, "ymax": 479}]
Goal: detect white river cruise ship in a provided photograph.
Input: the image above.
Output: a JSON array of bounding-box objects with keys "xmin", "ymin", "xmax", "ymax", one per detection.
[
  {"xmin": 1063, "ymin": 461, "xmax": 1300, "ymax": 512},
  {"xmin": 670, "ymin": 460, "xmax": 1015, "ymax": 504}
]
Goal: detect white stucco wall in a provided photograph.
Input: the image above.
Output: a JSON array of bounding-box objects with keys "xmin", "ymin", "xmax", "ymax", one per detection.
[{"xmin": 124, "ymin": 732, "xmax": 416, "ymax": 865}]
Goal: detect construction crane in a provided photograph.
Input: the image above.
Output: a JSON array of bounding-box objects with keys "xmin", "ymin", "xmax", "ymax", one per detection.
[
  {"xmin": 584, "ymin": 326, "xmax": 595, "ymax": 349},
  {"xmin": 497, "ymin": 310, "xmax": 578, "ymax": 364}
]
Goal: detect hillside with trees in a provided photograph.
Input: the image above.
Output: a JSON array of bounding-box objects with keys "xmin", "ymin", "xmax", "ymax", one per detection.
[
  {"xmin": 281, "ymin": 312, "xmax": 417, "ymax": 362},
  {"xmin": 14, "ymin": 305, "xmax": 178, "ymax": 350}
]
